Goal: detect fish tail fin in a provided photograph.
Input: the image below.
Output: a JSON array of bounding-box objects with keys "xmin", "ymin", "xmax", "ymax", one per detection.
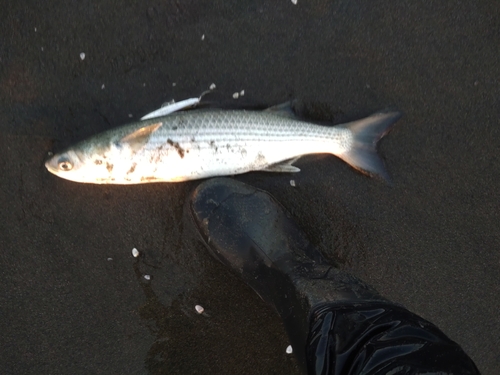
[{"xmin": 338, "ymin": 111, "xmax": 402, "ymax": 182}]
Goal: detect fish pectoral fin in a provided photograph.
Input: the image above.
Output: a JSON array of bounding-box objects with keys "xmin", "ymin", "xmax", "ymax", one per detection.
[
  {"xmin": 261, "ymin": 157, "xmax": 301, "ymax": 173},
  {"xmin": 120, "ymin": 122, "xmax": 162, "ymax": 152},
  {"xmin": 264, "ymin": 102, "xmax": 297, "ymax": 119}
]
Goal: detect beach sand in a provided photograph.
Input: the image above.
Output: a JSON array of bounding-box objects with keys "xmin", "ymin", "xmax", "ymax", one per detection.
[{"xmin": 1, "ymin": 1, "xmax": 499, "ymax": 374}]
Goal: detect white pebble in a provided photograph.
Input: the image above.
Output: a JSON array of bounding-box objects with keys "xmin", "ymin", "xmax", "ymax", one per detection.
[
  {"xmin": 195, "ymin": 305, "xmax": 204, "ymax": 314},
  {"xmin": 128, "ymin": 114, "xmax": 133, "ymax": 118},
  {"xmin": 286, "ymin": 345, "xmax": 293, "ymax": 354},
  {"xmin": 172, "ymin": 82, "xmax": 176, "ymax": 87},
  {"xmin": 240, "ymin": 90, "xmax": 245, "ymax": 96},
  {"xmin": 209, "ymin": 83, "xmax": 216, "ymax": 90},
  {"xmin": 41, "ymin": 47, "xmax": 44, "ymax": 51},
  {"xmin": 107, "ymin": 257, "xmax": 113, "ymax": 261},
  {"xmin": 35, "ymin": 27, "xmax": 37, "ymax": 32},
  {"xmin": 101, "ymin": 84, "xmax": 105, "ymax": 89},
  {"xmin": 80, "ymin": 52, "xmax": 85, "ymax": 60},
  {"xmin": 132, "ymin": 248, "xmax": 140, "ymax": 257},
  {"xmin": 291, "ymin": 0, "xmax": 297, "ymax": 4},
  {"xmin": 201, "ymin": 34, "xmax": 205, "ymax": 40},
  {"xmin": 232, "ymin": 92, "xmax": 239, "ymax": 99},
  {"xmin": 290, "ymin": 180, "xmax": 296, "ymax": 187},
  {"xmin": 144, "ymin": 274, "xmax": 151, "ymax": 280}
]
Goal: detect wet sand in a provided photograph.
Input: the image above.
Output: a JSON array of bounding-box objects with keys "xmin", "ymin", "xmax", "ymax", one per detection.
[{"xmin": 1, "ymin": 1, "xmax": 499, "ymax": 374}]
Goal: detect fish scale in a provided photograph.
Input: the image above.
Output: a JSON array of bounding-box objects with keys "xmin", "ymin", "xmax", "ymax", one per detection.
[
  {"xmin": 45, "ymin": 103, "xmax": 401, "ymax": 184},
  {"xmin": 146, "ymin": 111, "xmax": 346, "ymax": 145}
]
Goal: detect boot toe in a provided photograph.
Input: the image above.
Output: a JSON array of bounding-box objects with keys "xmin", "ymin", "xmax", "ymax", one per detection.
[
  {"xmin": 189, "ymin": 178, "xmax": 263, "ymax": 273},
  {"xmin": 189, "ymin": 178, "xmax": 323, "ymax": 269}
]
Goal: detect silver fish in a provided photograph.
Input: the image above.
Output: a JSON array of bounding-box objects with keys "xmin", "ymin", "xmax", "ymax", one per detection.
[{"xmin": 45, "ymin": 100, "xmax": 401, "ymax": 184}]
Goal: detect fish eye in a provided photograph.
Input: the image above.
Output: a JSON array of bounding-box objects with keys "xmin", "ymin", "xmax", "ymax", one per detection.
[{"xmin": 58, "ymin": 158, "xmax": 73, "ymax": 171}]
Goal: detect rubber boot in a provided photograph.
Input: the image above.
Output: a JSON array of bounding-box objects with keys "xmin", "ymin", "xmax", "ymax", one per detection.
[{"xmin": 187, "ymin": 178, "xmax": 390, "ymax": 371}]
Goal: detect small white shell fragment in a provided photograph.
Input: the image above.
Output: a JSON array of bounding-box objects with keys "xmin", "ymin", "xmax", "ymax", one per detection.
[
  {"xmin": 286, "ymin": 345, "xmax": 293, "ymax": 354},
  {"xmin": 41, "ymin": 47, "xmax": 44, "ymax": 51},
  {"xmin": 201, "ymin": 34, "xmax": 205, "ymax": 40},
  {"xmin": 80, "ymin": 52, "xmax": 85, "ymax": 60},
  {"xmin": 172, "ymin": 82, "xmax": 176, "ymax": 87},
  {"xmin": 144, "ymin": 274, "xmax": 151, "ymax": 280},
  {"xmin": 143, "ymin": 83, "xmax": 146, "ymax": 87},
  {"xmin": 290, "ymin": 179, "xmax": 296, "ymax": 187},
  {"xmin": 209, "ymin": 83, "xmax": 216, "ymax": 90},
  {"xmin": 240, "ymin": 90, "xmax": 245, "ymax": 96},
  {"xmin": 107, "ymin": 257, "xmax": 113, "ymax": 261},
  {"xmin": 128, "ymin": 114, "xmax": 133, "ymax": 118},
  {"xmin": 195, "ymin": 305, "xmax": 204, "ymax": 314},
  {"xmin": 132, "ymin": 248, "xmax": 140, "ymax": 257},
  {"xmin": 101, "ymin": 84, "xmax": 105, "ymax": 89},
  {"xmin": 232, "ymin": 92, "xmax": 239, "ymax": 99},
  {"xmin": 35, "ymin": 27, "xmax": 37, "ymax": 32},
  {"xmin": 291, "ymin": 0, "xmax": 297, "ymax": 4}
]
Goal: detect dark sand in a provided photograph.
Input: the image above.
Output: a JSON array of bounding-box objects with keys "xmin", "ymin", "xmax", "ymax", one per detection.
[{"xmin": 1, "ymin": 1, "xmax": 499, "ymax": 374}]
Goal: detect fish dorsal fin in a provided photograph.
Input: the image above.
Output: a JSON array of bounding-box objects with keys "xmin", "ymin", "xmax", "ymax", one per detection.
[
  {"xmin": 120, "ymin": 122, "xmax": 162, "ymax": 152},
  {"xmin": 264, "ymin": 102, "xmax": 297, "ymax": 119},
  {"xmin": 261, "ymin": 157, "xmax": 301, "ymax": 173}
]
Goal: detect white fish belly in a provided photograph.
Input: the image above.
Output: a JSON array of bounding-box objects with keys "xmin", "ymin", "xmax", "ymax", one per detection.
[{"xmin": 129, "ymin": 138, "xmax": 328, "ymax": 182}]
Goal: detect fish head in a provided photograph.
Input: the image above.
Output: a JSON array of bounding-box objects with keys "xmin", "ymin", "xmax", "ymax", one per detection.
[
  {"xmin": 45, "ymin": 121, "xmax": 163, "ymax": 184},
  {"xmin": 45, "ymin": 134, "xmax": 126, "ymax": 184}
]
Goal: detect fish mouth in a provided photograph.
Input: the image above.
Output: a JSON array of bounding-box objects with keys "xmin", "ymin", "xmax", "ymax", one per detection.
[{"xmin": 44, "ymin": 158, "xmax": 59, "ymax": 174}]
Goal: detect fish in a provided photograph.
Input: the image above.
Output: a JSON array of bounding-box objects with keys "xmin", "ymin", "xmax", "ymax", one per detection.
[{"xmin": 45, "ymin": 97, "xmax": 401, "ymax": 184}]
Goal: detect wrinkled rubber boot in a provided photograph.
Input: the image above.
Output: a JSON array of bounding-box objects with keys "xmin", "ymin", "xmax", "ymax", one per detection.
[{"xmin": 188, "ymin": 178, "xmax": 389, "ymax": 371}]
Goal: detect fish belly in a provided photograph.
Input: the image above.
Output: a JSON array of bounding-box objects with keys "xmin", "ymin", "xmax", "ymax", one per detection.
[{"xmin": 136, "ymin": 138, "xmax": 318, "ymax": 182}]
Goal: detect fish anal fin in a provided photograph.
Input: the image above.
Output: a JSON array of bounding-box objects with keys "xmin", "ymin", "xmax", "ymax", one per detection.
[
  {"xmin": 264, "ymin": 102, "xmax": 297, "ymax": 119},
  {"xmin": 262, "ymin": 157, "xmax": 301, "ymax": 173},
  {"xmin": 120, "ymin": 122, "xmax": 162, "ymax": 152}
]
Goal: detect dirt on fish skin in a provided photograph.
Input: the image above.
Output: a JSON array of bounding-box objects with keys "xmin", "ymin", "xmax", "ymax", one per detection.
[
  {"xmin": 167, "ymin": 138, "xmax": 185, "ymax": 158},
  {"xmin": 140, "ymin": 176, "xmax": 157, "ymax": 182},
  {"xmin": 127, "ymin": 163, "xmax": 137, "ymax": 175}
]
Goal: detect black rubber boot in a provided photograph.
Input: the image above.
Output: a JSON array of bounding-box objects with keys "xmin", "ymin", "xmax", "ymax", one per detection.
[{"xmin": 188, "ymin": 178, "xmax": 389, "ymax": 371}]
